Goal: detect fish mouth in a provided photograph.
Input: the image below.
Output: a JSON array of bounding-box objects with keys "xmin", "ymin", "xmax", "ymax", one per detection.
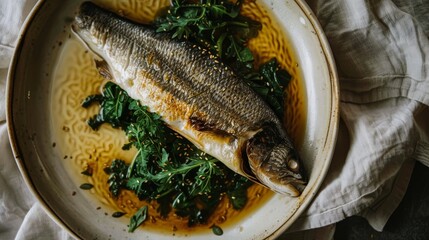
[
  {"xmin": 256, "ymin": 172, "xmax": 306, "ymax": 197},
  {"xmin": 242, "ymin": 156, "xmax": 307, "ymax": 196},
  {"xmin": 279, "ymin": 180, "xmax": 307, "ymax": 197}
]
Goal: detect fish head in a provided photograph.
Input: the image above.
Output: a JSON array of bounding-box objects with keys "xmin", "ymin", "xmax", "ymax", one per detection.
[
  {"xmin": 257, "ymin": 141, "xmax": 307, "ymax": 196},
  {"xmin": 246, "ymin": 126, "xmax": 307, "ymax": 197}
]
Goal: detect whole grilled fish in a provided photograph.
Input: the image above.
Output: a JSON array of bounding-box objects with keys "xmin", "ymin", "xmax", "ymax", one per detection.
[{"xmin": 72, "ymin": 2, "xmax": 306, "ymax": 196}]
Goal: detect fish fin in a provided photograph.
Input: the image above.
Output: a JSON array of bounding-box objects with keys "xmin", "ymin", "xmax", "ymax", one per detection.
[
  {"xmin": 188, "ymin": 116, "xmax": 235, "ymax": 142},
  {"xmin": 189, "ymin": 116, "xmax": 216, "ymax": 132},
  {"xmin": 94, "ymin": 60, "xmax": 113, "ymax": 80}
]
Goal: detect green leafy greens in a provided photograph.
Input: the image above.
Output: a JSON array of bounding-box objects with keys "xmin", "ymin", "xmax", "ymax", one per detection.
[
  {"xmin": 83, "ymin": 82, "xmax": 252, "ymax": 230},
  {"xmin": 82, "ymin": 0, "xmax": 292, "ymax": 234},
  {"xmin": 154, "ymin": 0, "xmax": 259, "ymax": 67}
]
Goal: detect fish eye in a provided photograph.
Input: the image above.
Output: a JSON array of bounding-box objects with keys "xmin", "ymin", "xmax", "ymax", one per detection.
[{"xmin": 288, "ymin": 159, "xmax": 299, "ymax": 171}]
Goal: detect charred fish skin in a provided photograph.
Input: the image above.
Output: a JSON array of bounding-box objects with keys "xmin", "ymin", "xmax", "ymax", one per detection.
[{"xmin": 72, "ymin": 2, "xmax": 307, "ymax": 196}]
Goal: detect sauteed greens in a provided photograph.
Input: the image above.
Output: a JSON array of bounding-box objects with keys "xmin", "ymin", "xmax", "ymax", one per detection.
[
  {"xmin": 83, "ymin": 82, "xmax": 252, "ymax": 232},
  {"xmin": 82, "ymin": 0, "xmax": 291, "ymax": 234},
  {"xmin": 154, "ymin": 0, "xmax": 259, "ymax": 67}
]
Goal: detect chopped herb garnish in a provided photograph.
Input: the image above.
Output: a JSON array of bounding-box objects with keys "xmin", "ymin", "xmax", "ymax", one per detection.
[
  {"xmin": 112, "ymin": 211, "xmax": 126, "ymax": 218},
  {"xmin": 79, "ymin": 183, "xmax": 94, "ymax": 190},
  {"xmin": 128, "ymin": 206, "xmax": 148, "ymax": 232},
  {"xmin": 211, "ymin": 224, "xmax": 223, "ymax": 236}
]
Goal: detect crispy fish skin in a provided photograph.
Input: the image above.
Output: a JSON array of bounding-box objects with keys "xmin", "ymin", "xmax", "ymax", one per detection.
[{"xmin": 72, "ymin": 2, "xmax": 306, "ymax": 196}]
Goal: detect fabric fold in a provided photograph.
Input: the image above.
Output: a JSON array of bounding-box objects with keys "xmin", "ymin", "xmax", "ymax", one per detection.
[
  {"xmin": 313, "ymin": 0, "xmax": 429, "ymax": 105},
  {"xmin": 288, "ymin": 0, "xmax": 429, "ymax": 232},
  {"xmin": 14, "ymin": 204, "xmax": 72, "ymax": 240}
]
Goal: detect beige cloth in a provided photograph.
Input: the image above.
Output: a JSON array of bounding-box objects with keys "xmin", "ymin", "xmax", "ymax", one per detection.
[{"xmin": 289, "ymin": 0, "xmax": 429, "ymax": 232}]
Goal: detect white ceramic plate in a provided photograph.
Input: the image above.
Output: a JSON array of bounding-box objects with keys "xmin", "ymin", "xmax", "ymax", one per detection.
[{"xmin": 7, "ymin": 0, "xmax": 339, "ymax": 239}]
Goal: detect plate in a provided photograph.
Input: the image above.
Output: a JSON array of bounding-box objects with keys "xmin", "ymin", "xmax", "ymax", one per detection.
[{"xmin": 6, "ymin": 0, "xmax": 339, "ymax": 239}]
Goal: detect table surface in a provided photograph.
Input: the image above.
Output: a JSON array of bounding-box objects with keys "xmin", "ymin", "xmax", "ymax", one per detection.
[{"xmin": 335, "ymin": 162, "xmax": 429, "ymax": 239}]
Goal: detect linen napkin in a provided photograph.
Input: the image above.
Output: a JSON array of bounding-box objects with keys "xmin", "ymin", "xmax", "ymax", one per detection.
[
  {"xmin": 1, "ymin": 0, "xmax": 428, "ymax": 239},
  {"xmin": 288, "ymin": 0, "xmax": 429, "ymax": 232}
]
